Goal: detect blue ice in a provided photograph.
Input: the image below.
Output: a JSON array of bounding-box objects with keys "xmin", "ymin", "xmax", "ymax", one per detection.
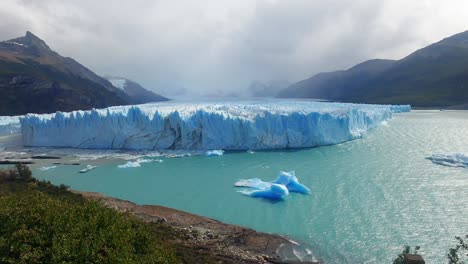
[
  {"xmin": 19, "ymin": 101, "xmax": 411, "ymax": 150},
  {"xmin": 235, "ymin": 171, "xmax": 310, "ymax": 200}
]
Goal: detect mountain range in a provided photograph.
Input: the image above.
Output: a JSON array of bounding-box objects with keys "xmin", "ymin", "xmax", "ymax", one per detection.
[
  {"xmin": 0, "ymin": 32, "xmax": 167, "ymax": 116},
  {"xmin": 104, "ymin": 76, "xmax": 168, "ymax": 104},
  {"xmin": 278, "ymin": 30, "xmax": 468, "ymax": 108}
]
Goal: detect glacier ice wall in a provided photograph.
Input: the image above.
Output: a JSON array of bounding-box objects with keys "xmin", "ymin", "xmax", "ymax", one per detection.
[
  {"xmin": 20, "ymin": 101, "xmax": 411, "ymax": 150},
  {"xmin": 0, "ymin": 116, "xmax": 21, "ymax": 135}
]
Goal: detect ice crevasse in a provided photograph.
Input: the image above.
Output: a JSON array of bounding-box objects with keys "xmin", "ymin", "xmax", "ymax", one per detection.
[{"xmin": 20, "ymin": 101, "xmax": 411, "ymax": 150}]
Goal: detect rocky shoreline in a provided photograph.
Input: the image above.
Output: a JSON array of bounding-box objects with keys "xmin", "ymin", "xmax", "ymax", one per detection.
[{"xmin": 76, "ymin": 190, "xmax": 320, "ymax": 264}]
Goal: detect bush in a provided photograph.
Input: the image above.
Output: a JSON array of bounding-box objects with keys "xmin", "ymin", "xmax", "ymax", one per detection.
[
  {"xmin": 0, "ymin": 185, "xmax": 179, "ymax": 263},
  {"xmin": 393, "ymin": 245, "xmax": 420, "ymax": 264},
  {"xmin": 0, "ymin": 169, "xmax": 16, "ymax": 181},
  {"xmin": 15, "ymin": 163, "xmax": 33, "ymax": 182},
  {"xmin": 448, "ymin": 235, "xmax": 468, "ymax": 264}
]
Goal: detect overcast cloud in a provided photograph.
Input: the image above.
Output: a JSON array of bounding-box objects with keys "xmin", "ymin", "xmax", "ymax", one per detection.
[{"xmin": 1, "ymin": 0, "xmax": 468, "ymax": 96}]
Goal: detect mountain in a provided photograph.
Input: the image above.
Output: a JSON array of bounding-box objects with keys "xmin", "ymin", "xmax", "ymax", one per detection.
[
  {"xmin": 278, "ymin": 31, "xmax": 468, "ymax": 107},
  {"xmin": 0, "ymin": 32, "xmax": 166, "ymax": 116},
  {"xmin": 248, "ymin": 80, "xmax": 290, "ymax": 97},
  {"xmin": 105, "ymin": 76, "xmax": 168, "ymax": 104}
]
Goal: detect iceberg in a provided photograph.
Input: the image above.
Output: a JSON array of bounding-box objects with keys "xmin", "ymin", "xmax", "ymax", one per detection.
[
  {"xmin": 79, "ymin": 165, "xmax": 97, "ymax": 173},
  {"xmin": 235, "ymin": 171, "xmax": 310, "ymax": 200},
  {"xmin": 427, "ymin": 153, "xmax": 468, "ymax": 168},
  {"xmin": 205, "ymin": 150, "xmax": 224, "ymax": 156},
  {"xmin": 20, "ymin": 101, "xmax": 411, "ymax": 150},
  {"xmin": 271, "ymin": 171, "xmax": 311, "ymax": 194},
  {"xmin": 239, "ymin": 183, "xmax": 289, "ymax": 200},
  {"xmin": 39, "ymin": 165, "xmax": 57, "ymax": 171}
]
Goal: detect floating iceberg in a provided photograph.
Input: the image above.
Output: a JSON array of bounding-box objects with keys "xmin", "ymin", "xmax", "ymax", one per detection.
[
  {"xmin": 39, "ymin": 165, "xmax": 57, "ymax": 171},
  {"xmin": 427, "ymin": 153, "xmax": 468, "ymax": 168},
  {"xmin": 239, "ymin": 183, "xmax": 289, "ymax": 200},
  {"xmin": 20, "ymin": 101, "xmax": 411, "ymax": 150},
  {"xmin": 235, "ymin": 171, "xmax": 310, "ymax": 200},
  {"xmin": 205, "ymin": 150, "xmax": 224, "ymax": 156},
  {"xmin": 79, "ymin": 165, "xmax": 97, "ymax": 173}
]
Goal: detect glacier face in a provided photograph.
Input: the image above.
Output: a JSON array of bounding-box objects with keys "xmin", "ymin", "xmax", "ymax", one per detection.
[
  {"xmin": 0, "ymin": 116, "xmax": 21, "ymax": 135},
  {"xmin": 20, "ymin": 101, "xmax": 411, "ymax": 150}
]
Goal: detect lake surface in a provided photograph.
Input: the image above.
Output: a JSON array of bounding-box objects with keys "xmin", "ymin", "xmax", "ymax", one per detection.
[{"xmin": 31, "ymin": 110, "xmax": 468, "ymax": 263}]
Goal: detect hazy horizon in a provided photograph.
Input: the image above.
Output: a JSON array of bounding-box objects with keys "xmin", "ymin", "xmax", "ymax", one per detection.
[{"xmin": 1, "ymin": 0, "xmax": 468, "ymax": 97}]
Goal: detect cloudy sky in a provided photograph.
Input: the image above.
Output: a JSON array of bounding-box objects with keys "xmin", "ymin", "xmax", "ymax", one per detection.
[{"xmin": 1, "ymin": 0, "xmax": 468, "ymax": 96}]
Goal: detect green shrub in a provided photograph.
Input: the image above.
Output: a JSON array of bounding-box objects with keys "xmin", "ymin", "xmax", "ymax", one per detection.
[
  {"xmin": 393, "ymin": 245, "xmax": 420, "ymax": 264},
  {"xmin": 15, "ymin": 163, "xmax": 33, "ymax": 182},
  {"xmin": 448, "ymin": 235, "xmax": 468, "ymax": 264},
  {"xmin": 0, "ymin": 188, "xmax": 179, "ymax": 263}
]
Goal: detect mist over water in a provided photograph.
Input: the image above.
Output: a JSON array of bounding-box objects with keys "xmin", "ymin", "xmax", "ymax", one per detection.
[{"xmin": 31, "ymin": 111, "xmax": 468, "ymax": 263}]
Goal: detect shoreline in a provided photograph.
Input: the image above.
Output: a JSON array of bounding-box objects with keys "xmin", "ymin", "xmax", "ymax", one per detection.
[{"xmin": 75, "ymin": 190, "xmax": 320, "ymax": 264}]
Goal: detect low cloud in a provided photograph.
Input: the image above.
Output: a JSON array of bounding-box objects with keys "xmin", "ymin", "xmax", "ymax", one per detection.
[{"xmin": 1, "ymin": 0, "xmax": 467, "ymax": 96}]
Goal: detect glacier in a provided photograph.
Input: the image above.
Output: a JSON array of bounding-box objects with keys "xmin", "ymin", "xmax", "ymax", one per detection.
[
  {"xmin": 20, "ymin": 101, "xmax": 411, "ymax": 150},
  {"xmin": 235, "ymin": 171, "xmax": 310, "ymax": 200},
  {"xmin": 427, "ymin": 153, "xmax": 468, "ymax": 168},
  {"xmin": 0, "ymin": 116, "xmax": 21, "ymax": 135}
]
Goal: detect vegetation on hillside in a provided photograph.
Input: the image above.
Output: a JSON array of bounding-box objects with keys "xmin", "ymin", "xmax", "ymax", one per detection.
[{"xmin": 0, "ymin": 164, "xmax": 179, "ymax": 263}]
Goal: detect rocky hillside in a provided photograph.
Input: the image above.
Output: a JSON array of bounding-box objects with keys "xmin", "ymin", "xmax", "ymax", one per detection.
[
  {"xmin": 105, "ymin": 76, "xmax": 168, "ymax": 104},
  {"xmin": 0, "ymin": 32, "xmax": 167, "ymax": 115},
  {"xmin": 279, "ymin": 31, "xmax": 468, "ymax": 107}
]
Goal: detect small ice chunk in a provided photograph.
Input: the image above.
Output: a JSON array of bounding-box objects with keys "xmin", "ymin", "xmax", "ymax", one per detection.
[
  {"xmin": 427, "ymin": 153, "xmax": 468, "ymax": 168},
  {"xmin": 205, "ymin": 150, "xmax": 224, "ymax": 157},
  {"xmin": 117, "ymin": 158, "xmax": 162, "ymax": 168},
  {"xmin": 79, "ymin": 165, "xmax": 97, "ymax": 173},
  {"xmin": 118, "ymin": 161, "xmax": 141, "ymax": 168},
  {"xmin": 39, "ymin": 165, "xmax": 57, "ymax": 171}
]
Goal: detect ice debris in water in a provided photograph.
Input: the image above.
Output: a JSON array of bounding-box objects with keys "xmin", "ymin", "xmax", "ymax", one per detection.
[
  {"xmin": 235, "ymin": 171, "xmax": 310, "ymax": 200},
  {"xmin": 19, "ymin": 101, "xmax": 411, "ymax": 150},
  {"xmin": 39, "ymin": 165, "xmax": 57, "ymax": 171},
  {"xmin": 205, "ymin": 150, "xmax": 224, "ymax": 156},
  {"xmin": 117, "ymin": 158, "xmax": 160, "ymax": 168},
  {"xmin": 79, "ymin": 165, "xmax": 97, "ymax": 173},
  {"xmin": 427, "ymin": 153, "xmax": 468, "ymax": 168},
  {"xmin": 118, "ymin": 161, "xmax": 141, "ymax": 168}
]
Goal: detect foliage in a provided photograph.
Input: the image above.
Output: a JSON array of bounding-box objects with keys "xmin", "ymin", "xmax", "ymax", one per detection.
[
  {"xmin": 15, "ymin": 163, "xmax": 33, "ymax": 181},
  {"xmin": 0, "ymin": 164, "xmax": 32, "ymax": 182},
  {"xmin": 0, "ymin": 166, "xmax": 180, "ymax": 264},
  {"xmin": 448, "ymin": 235, "xmax": 468, "ymax": 264},
  {"xmin": 393, "ymin": 245, "xmax": 420, "ymax": 264}
]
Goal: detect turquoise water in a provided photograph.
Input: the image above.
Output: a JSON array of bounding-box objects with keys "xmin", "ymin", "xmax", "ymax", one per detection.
[{"xmin": 32, "ymin": 111, "xmax": 468, "ymax": 263}]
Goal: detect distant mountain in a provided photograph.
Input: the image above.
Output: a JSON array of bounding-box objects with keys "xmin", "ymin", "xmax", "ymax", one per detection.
[
  {"xmin": 248, "ymin": 80, "xmax": 290, "ymax": 97},
  {"xmin": 0, "ymin": 32, "xmax": 166, "ymax": 116},
  {"xmin": 279, "ymin": 31, "xmax": 468, "ymax": 107},
  {"xmin": 104, "ymin": 76, "xmax": 168, "ymax": 104}
]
